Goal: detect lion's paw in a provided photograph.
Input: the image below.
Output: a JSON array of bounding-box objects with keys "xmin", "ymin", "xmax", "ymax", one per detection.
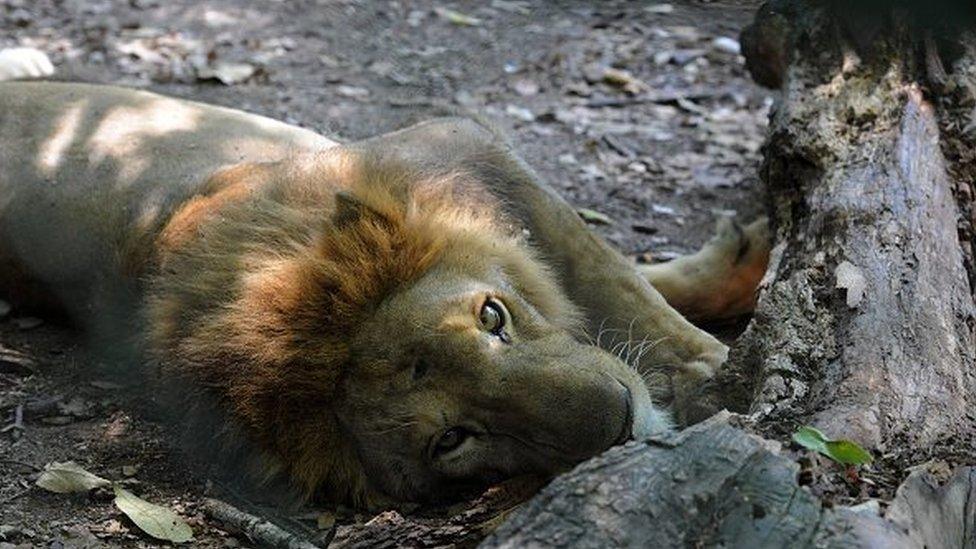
[{"xmin": 698, "ymin": 216, "xmax": 771, "ymax": 319}]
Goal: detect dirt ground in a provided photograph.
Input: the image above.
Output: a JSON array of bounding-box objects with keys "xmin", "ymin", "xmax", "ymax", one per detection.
[{"xmin": 0, "ymin": 0, "xmax": 770, "ymax": 547}]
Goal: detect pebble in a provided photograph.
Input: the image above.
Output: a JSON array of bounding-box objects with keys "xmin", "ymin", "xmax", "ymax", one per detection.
[
  {"xmin": 505, "ymin": 105, "xmax": 535, "ymax": 122},
  {"xmin": 645, "ymin": 3, "xmax": 674, "ymax": 14},
  {"xmin": 651, "ymin": 204, "xmax": 677, "ymax": 216},
  {"xmin": 712, "ymin": 36, "xmax": 742, "ymax": 55}
]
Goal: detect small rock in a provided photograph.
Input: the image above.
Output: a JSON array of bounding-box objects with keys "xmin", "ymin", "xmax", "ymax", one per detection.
[
  {"xmin": 406, "ymin": 9, "xmax": 426, "ymax": 27},
  {"xmin": 712, "ymin": 36, "xmax": 742, "ymax": 55},
  {"xmin": 651, "ymin": 204, "xmax": 676, "ymax": 216},
  {"xmin": 627, "ymin": 161, "xmax": 647, "ymax": 174},
  {"xmin": 601, "ymin": 67, "xmax": 647, "ymax": 95},
  {"xmin": 336, "ymin": 85, "xmax": 370, "ymax": 99},
  {"xmin": 511, "ymin": 78, "xmax": 539, "ymax": 97},
  {"xmin": 9, "ymin": 8, "xmax": 32, "ymax": 27},
  {"xmin": 196, "ymin": 62, "xmax": 257, "ymax": 85},
  {"xmin": 563, "ymin": 81, "xmax": 592, "ymax": 97},
  {"xmin": 557, "ymin": 153, "xmax": 577, "ymax": 165},
  {"xmin": 122, "ymin": 464, "xmax": 140, "ymax": 477},
  {"xmin": 670, "ymin": 49, "xmax": 706, "ymax": 66},
  {"xmin": 505, "ymin": 105, "xmax": 535, "ymax": 122},
  {"xmin": 0, "ymin": 300, "xmax": 10, "ymax": 318},
  {"xmin": 645, "ymin": 3, "xmax": 674, "ymax": 14},
  {"xmin": 579, "ymin": 164, "xmax": 606, "ymax": 181},
  {"xmin": 367, "ymin": 60, "xmax": 394, "ymax": 77},
  {"xmin": 652, "ymin": 51, "xmax": 673, "ymax": 65},
  {"xmin": 454, "ymin": 90, "xmax": 477, "ymax": 106}
]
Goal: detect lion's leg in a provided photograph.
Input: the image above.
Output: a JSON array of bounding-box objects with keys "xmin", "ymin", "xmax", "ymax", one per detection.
[
  {"xmin": 640, "ymin": 217, "xmax": 771, "ymax": 324},
  {"xmin": 351, "ymin": 118, "xmax": 731, "ymax": 404}
]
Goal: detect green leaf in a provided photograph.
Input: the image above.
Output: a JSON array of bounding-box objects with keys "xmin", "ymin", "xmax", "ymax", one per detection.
[
  {"xmin": 113, "ymin": 486, "xmax": 193, "ymax": 543},
  {"xmin": 792, "ymin": 426, "xmax": 873, "ymax": 465},
  {"xmin": 825, "ymin": 440, "xmax": 873, "ymax": 465},
  {"xmin": 577, "ymin": 208, "xmax": 614, "ymax": 225},
  {"xmin": 36, "ymin": 461, "xmax": 111, "ymax": 493}
]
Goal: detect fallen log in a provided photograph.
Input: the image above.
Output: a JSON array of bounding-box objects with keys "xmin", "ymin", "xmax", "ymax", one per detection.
[{"xmin": 483, "ymin": 414, "xmax": 975, "ymax": 548}]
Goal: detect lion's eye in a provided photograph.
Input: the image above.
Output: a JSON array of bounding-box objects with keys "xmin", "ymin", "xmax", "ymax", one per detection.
[
  {"xmin": 434, "ymin": 427, "xmax": 470, "ymax": 455},
  {"xmin": 479, "ymin": 298, "xmax": 508, "ymax": 335}
]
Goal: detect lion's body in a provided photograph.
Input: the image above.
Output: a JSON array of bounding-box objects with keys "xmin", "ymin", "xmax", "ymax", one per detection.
[
  {"xmin": 0, "ymin": 82, "xmax": 768, "ymax": 506},
  {"xmin": 0, "ymin": 82, "xmax": 333, "ymax": 314}
]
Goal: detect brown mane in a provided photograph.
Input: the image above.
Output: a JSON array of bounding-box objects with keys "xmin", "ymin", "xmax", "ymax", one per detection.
[{"xmin": 145, "ymin": 151, "xmax": 530, "ymax": 504}]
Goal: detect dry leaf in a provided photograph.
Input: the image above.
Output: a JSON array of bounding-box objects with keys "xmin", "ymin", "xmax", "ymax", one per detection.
[
  {"xmin": 197, "ymin": 62, "xmax": 257, "ymax": 85},
  {"xmin": 601, "ymin": 68, "xmax": 647, "ymax": 95},
  {"xmin": 576, "ymin": 208, "xmax": 613, "ymax": 225},
  {"xmin": 113, "ymin": 486, "xmax": 193, "ymax": 543},
  {"xmin": 36, "ymin": 461, "xmax": 111, "ymax": 493}
]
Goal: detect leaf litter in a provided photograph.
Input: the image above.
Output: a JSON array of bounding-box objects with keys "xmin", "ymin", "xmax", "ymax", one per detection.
[{"xmin": 35, "ymin": 461, "xmax": 193, "ymax": 543}]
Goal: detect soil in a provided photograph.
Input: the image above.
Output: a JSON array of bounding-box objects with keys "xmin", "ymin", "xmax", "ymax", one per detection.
[{"xmin": 0, "ymin": 1, "xmax": 771, "ymax": 547}]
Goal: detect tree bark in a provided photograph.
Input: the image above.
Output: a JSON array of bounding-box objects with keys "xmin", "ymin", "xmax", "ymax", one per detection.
[
  {"xmin": 730, "ymin": 0, "xmax": 976, "ymax": 459},
  {"xmin": 483, "ymin": 413, "xmax": 975, "ymax": 548},
  {"xmin": 484, "ymin": 2, "xmax": 976, "ymax": 547}
]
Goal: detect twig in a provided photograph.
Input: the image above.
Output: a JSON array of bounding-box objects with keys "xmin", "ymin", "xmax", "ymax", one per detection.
[
  {"xmin": 584, "ymin": 86, "xmax": 733, "ymax": 108},
  {"xmin": 0, "ymin": 458, "xmax": 40, "ymax": 472},
  {"xmin": 1, "ymin": 404, "xmax": 23, "ymax": 433},
  {"xmin": 202, "ymin": 498, "xmax": 323, "ymax": 549}
]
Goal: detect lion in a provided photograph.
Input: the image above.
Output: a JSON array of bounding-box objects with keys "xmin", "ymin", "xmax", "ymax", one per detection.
[{"xmin": 0, "ymin": 81, "xmax": 769, "ymax": 507}]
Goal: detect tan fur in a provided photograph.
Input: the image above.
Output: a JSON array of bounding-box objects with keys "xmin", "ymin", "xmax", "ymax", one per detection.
[
  {"xmin": 641, "ymin": 217, "xmax": 771, "ymax": 323},
  {"xmin": 0, "ymin": 83, "xmax": 767, "ymax": 506}
]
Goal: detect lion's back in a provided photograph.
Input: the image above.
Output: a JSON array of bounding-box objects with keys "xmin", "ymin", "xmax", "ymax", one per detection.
[{"xmin": 0, "ymin": 82, "xmax": 337, "ymax": 314}]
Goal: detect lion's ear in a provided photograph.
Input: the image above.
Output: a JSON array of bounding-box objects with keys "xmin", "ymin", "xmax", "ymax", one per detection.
[{"xmin": 333, "ymin": 191, "xmax": 386, "ymax": 228}]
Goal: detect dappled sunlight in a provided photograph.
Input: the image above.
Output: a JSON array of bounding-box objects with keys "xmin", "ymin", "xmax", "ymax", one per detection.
[
  {"xmin": 36, "ymin": 100, "xmax": 86, "ymax": 178},
  {"xmin": 87, "ymin": 97, "xmax": 202, "ymax": 186}
]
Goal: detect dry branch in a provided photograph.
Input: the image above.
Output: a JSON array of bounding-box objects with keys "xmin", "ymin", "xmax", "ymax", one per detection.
[{"xmin": 202, "ymin": 498, "xmax": 323, "ymax": 549}]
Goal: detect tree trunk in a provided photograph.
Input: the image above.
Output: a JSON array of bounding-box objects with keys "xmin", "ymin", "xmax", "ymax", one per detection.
[
  {"xmin": 483, "ymin": 1, "xmax": 976, "ymax": 546},
  {"xmin": 730, "ymin": 1, "xmax": 976, "ymax": 452}
]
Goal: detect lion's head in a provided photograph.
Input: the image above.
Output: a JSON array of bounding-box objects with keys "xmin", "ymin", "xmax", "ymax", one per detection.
[{"xmin": 148, "ymin": 151, "xmax": 669, "ymax": 506}]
